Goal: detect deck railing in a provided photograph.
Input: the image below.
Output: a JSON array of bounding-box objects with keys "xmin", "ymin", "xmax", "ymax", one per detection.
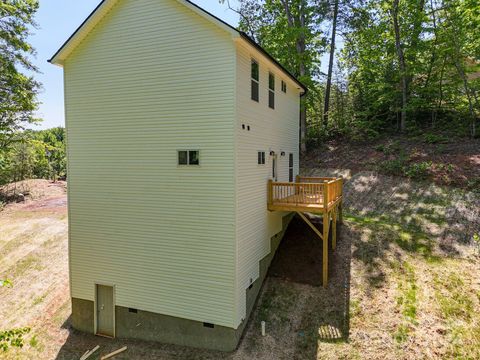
[{"xmin": 268, "ymin": 176, "xmax": 343, "ymax": 211}]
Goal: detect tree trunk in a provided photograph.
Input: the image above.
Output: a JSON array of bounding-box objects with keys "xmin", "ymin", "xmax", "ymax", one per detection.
[
  {"xmin": 455, "ymin": 59, "xmax": 477, "ymax": 138},
  {"xmin": 424, "ymin": 0, "xmax": 438, "ymax": 90},
  {"xmin": 432, "ymin": 55, "xmax": 447, "ymax": 128},
  {"xmin": 323, "ymin": 0, "xmax": 339, "ymax": 129},
  {"xmin": 392, "ymin": 0, "xmax": 408, "ymax": 132}
]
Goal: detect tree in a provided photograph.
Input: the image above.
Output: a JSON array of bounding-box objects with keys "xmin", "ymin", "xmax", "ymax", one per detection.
[
  {"xmin": 323, "ymin": 0, "xmax": 339, "ymax": 128},
  {"xmin": 391, "ymin": 0, "xmax": 408, "ymax": 132},
  {"xmin": 0, "ymin": 128, "xmax": 67, "ymax": 188},
  {"xmin": 341, "ymin": 0, "xmax": 478, "ymax": 137},
  {"xmin": 0, "ymin": 0, "xmax": 41, "ymax": 152},
  {"xmin": 220, "ymin": 0, "xmax": 328, "ymax": 152}
]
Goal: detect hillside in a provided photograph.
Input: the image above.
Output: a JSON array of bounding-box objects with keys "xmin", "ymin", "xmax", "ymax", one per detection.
[{"xmin": 304, "ymin": 135, "xmax": 480, "ymax": 191}]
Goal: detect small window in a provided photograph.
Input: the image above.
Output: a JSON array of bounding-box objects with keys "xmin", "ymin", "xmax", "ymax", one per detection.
[
  {"xmin": 268, "ymin": 73, "xmax": 275, "ymax": 109},
  {"xmin": 178, "ymin": 150, "xmax": 200, "ymax": 166},
  {"xmin": 289, "ymin": 153, "xmax": 294, "ymax": 182},
  {"xmin": 251, "ymin": 59, "xmax": 259, "ymax": 102},
  {"xmin": 281, "ymin": 80, "xmax": 287, "ymax": 93},
  {"xmin": 258, "ymin": 151, "xmax": 266, "ymax": 165}
]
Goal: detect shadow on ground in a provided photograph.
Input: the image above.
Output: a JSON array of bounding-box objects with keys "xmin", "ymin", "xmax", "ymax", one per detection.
[{"xmin": 234, "ymin": 215, "xmax": 352, "ymax": 359}]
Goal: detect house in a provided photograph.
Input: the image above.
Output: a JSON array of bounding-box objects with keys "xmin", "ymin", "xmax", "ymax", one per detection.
[{"xmin": 49, "ymin": 0, "xmax": 342, "ymax": 351}]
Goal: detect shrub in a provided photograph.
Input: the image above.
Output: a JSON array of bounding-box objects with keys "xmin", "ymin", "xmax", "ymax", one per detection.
[
  {"xmin": 379, "ymin": 158, "xmax": 406, "ymax": 175},
  {"xmin": 423, "ymin": 133, "xmax": 449, "ymax": 144},
  {"xmin": 375, "ymin": 141, "xmax": 401, "ymax": 155},
  {"xmin": 0, "ymin": 328, "xmax": 31, "ymax": 351},
  {"xmin": 405, "ymin": 162, "xmax": 432, "ymax": 179},
  {"xmin": 473, "ymin": 233, "xmax": 480, "ymax": 255},
  {"xmin": 374, "ymin": 144, "xmax": 386, "ymax": 153}
]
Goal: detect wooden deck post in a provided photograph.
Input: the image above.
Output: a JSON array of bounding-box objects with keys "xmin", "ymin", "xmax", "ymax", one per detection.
[
  {"xmin": 338, "ymin": 177, "xmax": 343, "ymax": 224},
  {"xmin": 332, "ymin": 206, "xmax": 337, "ymax": 250},
  {"xmin": 267, "ymin": 179, "xmax": 273, "ymax": 208},
  {"xmin": 322, "ymin": 183, "xmax": 329, "ymax": 288},
  {"xmin": 322, "ymin": 210, "xmax": 329, "ymax": 288}
]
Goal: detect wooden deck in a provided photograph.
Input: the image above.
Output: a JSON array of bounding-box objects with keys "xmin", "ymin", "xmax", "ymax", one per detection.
[
  {"xmin": 268, "ymin": 176, "xmax": 343, "ymax": 213},
  {"xmin": 267, "ymin": 176, "xmax": 344, "ymax": 287}
]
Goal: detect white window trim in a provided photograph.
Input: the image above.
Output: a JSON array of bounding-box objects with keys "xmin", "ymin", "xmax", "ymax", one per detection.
[
  {"xmin": 268, "ymin": 72, "xmax": 275, "ymax": 109},
  {"xmin": 251, "ymin": 58, "xmax": 260, "ymax": 102},
  {"xmin": 177, "ymin": 149, "xmax": 200, "ymax": 166},
  {"xmin": 257, "ymin": 151, "xmax": 266, "ymax": 165}
]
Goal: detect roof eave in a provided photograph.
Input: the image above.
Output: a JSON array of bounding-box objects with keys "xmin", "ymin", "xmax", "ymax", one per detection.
[{"xmin": 49, "ymin": 0, "xmax": 116, "ymax": 66}]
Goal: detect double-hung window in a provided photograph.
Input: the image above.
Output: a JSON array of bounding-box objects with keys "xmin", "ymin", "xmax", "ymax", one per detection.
[
  {"xmin": 268, "ymin": 72, "xmax": 275, "ymax": 109},
  {"xmin": 251, "ymin": 59, "xmax": 259, "ymax": 102},
  {"xmin": 257, "ymin": 151, "xmax": 266, "ymax": 165}
]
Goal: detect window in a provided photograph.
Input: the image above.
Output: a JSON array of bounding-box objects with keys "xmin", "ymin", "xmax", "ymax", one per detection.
[
  {"xmin": 289, "ymin": 153, "xmax": 294, "ymax": 182},
  {"xmin": 257, "ymin": 151, "xmax": 266, "ymax": 165},
  {"xmin": 178, "ymin": 150, "xmax": 200, "ymax": 165},
  {"xmin": 268, "ymin": 72, "xmax": 275, "ymax": 109},
  {"xmin": 251, "ymin": 59, "xmax": 259, "ymax": 102},
  {"xmin": 281, "ymin": 80, "xmax": 287, "ymax": 93}
]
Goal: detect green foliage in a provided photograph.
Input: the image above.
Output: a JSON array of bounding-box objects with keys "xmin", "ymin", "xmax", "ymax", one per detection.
[
  {"xmin": 0, "ymin": 279, "xmax": 12, "ymax": 288},
  {"xmin": 0, "ymin": 127, "xmax": 66, "ymax": 187},
  {"xmin": 375, "ymin": 141, "xmax": 400, "ymax": 155},
  {"xmin": 28, "ymin": 335, "xmax": 38, "ymax": 348},
  {"xmin": 404, "ymin": 161, "xmax": 432, "ymax": 179},
  {"xmin": 466, "ymin": 177, "xmax": 480, "ymax": 192},
  {"xmin": 378, "ymin": 156, "xmax": 407, "ymax": 176},
  {"xmin": 0, "ymin": 0, "xmax": 41, "ymax": 151},
  {"xmin": 423, "ymin": 133, "xmax": 449, "ymax": 144},
  {"xmin": 224, "ymin": 0, "xmax": 479, "ymax": 146},
  {"xmin": 473, "ymin": 233, "xmax": 480, "ymax": 254},
  {"xmin": 0, "ymin": 327, "xmax": 31, "ymax": 351},
  {"xmin": 0, "ymin": 276, "xmax": 31, "ymax": 352}
]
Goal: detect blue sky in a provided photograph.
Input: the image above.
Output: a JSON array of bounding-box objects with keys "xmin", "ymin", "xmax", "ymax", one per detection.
[{"xmin": 30, "ymin": 0, "xmax": 240, "ymax": 130}]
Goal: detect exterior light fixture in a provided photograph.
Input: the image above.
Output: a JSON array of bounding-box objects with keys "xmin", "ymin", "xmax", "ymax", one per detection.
[
  {"xmin": 280, "ymin": 151, "xmax": 286, "ymax": 156},
  {"xmin": 270, "ymin": 151, "xmax": 275, "ymax": 156}
]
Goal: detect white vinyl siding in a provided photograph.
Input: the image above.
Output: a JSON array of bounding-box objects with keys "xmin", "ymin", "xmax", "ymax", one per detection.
[
  {"xmin": 234, "ymin": 41, "xmax": 301, "ymax": 324},
  {"xmin": 65, "ymin": 0, "xmax": 237, "ymax": 328}
]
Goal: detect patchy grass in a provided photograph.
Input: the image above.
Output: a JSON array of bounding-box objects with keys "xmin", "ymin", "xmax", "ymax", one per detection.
[
  {"xmin": 32, "ymin": 293, "xmax": 47, "ymax": 307},
  {"xmin": 434, "ymin": 272, "xmax": 474, "ymax": 321},
  {"xmin": 431, "ymin": 265, "xmax": 480, "ymax": 359},
  {"xmin": 29, "ymin": 335, "xmax": 38, "ymax": 348},
  {"xmin": 393, "ymin": 262, "xmax": 418, "ymax": 343},
  {"xmin": 344, "ymin": 213, "xmax": 436, "ymax": 260},
  {"xmin": 8, "ymin": 256, "xmax": 44, "ymax": 279}
]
